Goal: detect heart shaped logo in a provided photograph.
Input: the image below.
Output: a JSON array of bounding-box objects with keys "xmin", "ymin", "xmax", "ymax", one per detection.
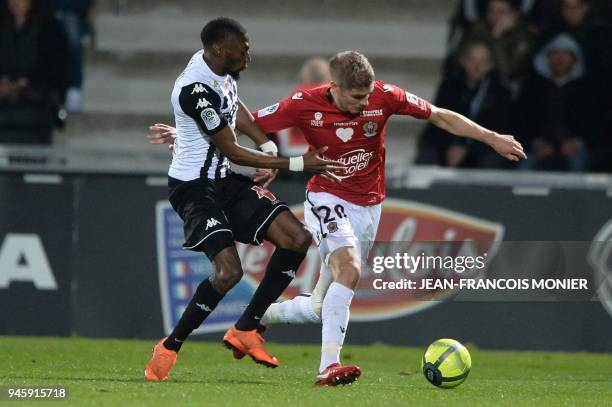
[{"xmin": 336, "ymin": 127, "xmax": 354, "ymax": 142}]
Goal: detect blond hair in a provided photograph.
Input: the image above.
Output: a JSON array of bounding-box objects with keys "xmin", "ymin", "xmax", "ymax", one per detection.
[{"xmin": 329, "ymin": 51, "xmax": 375, "ymax": 89}]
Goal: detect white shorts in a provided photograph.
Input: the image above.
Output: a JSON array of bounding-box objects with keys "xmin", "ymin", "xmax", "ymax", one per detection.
[{"xmin": 304, "ymin": 190, "xmax": 381, "ymax": 265}]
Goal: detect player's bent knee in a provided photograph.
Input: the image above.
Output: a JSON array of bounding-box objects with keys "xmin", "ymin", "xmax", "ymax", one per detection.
[
  {"xmin": 211, "ymin": 266, "xmax": 243, "ymax": 293},
  {"xmin": 291, "ymin": 228, "xmax": 312, "ymax": 252},
  {"xmin": 337, "ymin": 261, "xmax": 361, "ymax": 287},
  {"xmin": 329, "ymin": 249, "xmax": 361, "ymax": 288},
  {"xmin": 210, "ymin": 250, "xmax": 244, "ymax": 293}
]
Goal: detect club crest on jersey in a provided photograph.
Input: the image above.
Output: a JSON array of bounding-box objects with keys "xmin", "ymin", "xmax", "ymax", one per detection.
[
  {"xmin": 210, "ymin": 79, "xmax": 220, "ymax": 90},
  {"xmin": 363, "ymin": 121, "xmax": 378, "ymax": 137},
  {"xmin": 336, "ymin": 127, "xmax": 354, "ymax": 142},
  {"xmin": 311, "ymin": 112, "xmax": 324, "ymax": 127}
]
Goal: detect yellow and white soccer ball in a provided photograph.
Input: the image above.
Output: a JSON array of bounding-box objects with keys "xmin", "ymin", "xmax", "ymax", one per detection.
[{"xmin": 421, "ymin": 338, "xmax": 471, "ymax": 388}]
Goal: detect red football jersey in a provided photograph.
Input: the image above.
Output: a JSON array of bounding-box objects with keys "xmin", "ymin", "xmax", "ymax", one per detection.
[{"xmin": 253, "ymin": 80, "xmax": 431, "ymax": 206}]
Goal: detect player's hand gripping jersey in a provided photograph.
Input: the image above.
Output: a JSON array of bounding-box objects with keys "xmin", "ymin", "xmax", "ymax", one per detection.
[{"xmin": 254, "ymin": 81, "xmax": 431, "ymax": 205}]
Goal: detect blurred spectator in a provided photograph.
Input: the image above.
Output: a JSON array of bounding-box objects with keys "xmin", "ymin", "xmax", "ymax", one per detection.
[
  {"xmin": 517, "ymin": 34, "xmax": 601, "ymax": 172},
  {"xmin": 50, "ymin": 0, "xmax": 95, "ymax": 112},
  {"xmin": 417, "ymin": 41, "xmax": 512, "ymax": 168},
  {"xmin": 447, "ymin": 0, "xmax": 547, "ymax": 52},
  {"xmin": 542, "ymin": 0, "xmax": 607, "ymax": 84},
  {"xmin": 273, "ymin": 57, "xmax": 331, "ymax": 157},
  {"xmin": 450, "ymin": 0, "xmax": 536, "ymax": 88},
  {"xmin": 0, "ymin": 0, "xmax": 69, "ymax": 144}
]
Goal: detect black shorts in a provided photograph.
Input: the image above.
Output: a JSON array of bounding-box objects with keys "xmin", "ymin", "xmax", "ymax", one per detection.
[{"xmin": 168, "ymin": 173, "xmax": 289, "ymax": 260}]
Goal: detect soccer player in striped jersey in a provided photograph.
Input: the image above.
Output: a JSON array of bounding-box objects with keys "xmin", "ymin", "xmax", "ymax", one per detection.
[{"xmin": 144, "ymin": 17, "xmax": 342, "ymax": 382}]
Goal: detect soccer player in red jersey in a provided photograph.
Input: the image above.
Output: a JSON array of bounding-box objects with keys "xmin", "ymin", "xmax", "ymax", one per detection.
[{"xmin": 149, "ymin": 51, "xmax": 526, "ymax": 386}]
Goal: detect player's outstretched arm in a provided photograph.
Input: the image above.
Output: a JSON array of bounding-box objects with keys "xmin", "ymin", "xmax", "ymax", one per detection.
[
  {"xmin": 211, "ymin": 126, "xmax": 344, "ymax": 178},
  {"xmin": 428, "ymin": 105, "xmax": 527, "ymax": 162},
  {"xmin": 236, "ymin": 99, "xmax": 273, "ymax": 147},
  {"xmin": 146, "ymin": 122, "xmax": 344, "ymax": 181},
  {"xmin": 235, "ymin": 99, "xmax": 279, "ymax": 187}
]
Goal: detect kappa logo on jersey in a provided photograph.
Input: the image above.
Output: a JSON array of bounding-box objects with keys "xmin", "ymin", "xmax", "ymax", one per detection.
[
  {"xmin": 336, "ymin": 128, "xmax": 354, "ymax": 143},
  {"xmin": 363, "ymin": 121, "xmax": 379, "ymax": 137},
  {"xmin": 237, "ymin": 200, "xmax": 504, "ymax": 323},
  {"xmin": 383, "ymin": 84, "xmax": 394, "ymax": 93},
  {"xmin": 205, "ymin": 217, "xmax": 221, "ymax": 231},
  {"xmin": 257, "ymin": 103, "xmax": 279, "ymax": 118},
  {"xmin": 201, "ymin": 108, "xmax": 221, "ymax": 130},
  {"xmin": 191, "ymin": 83, "xmax": 208, "ymax": 94},
  {"xmin": 292, "ymin": 92, "xmax": 303, "ymax": 100},
  {"xmin": 196, "ymin": 98, "xmax": 212, "ymax": 109}
]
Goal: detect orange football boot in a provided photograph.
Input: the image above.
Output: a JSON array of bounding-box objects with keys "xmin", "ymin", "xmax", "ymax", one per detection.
[
  {"xmin": 144, "ymin": 337, "xmax": 177, "ymax": 381},
  {"xmin": 223, "ymin": 325, "xmax": 279, "ymax": 368}
]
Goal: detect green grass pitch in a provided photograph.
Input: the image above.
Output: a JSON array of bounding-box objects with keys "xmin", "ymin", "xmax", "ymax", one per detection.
[{"xmin": 1, "ymin": 336, "xmax": 612, "ymax": 406}]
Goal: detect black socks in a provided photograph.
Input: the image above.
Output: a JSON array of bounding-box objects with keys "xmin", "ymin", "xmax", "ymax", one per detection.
[
  {"xmin": 235, "ymin": 248, "xmax": 305, "ymax": 331},
  {"xmin": 163, "ymin": 278, "xmax": 224, "ymax": 352}
]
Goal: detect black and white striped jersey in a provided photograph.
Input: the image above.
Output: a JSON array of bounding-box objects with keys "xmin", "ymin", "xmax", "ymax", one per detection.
[{"xmin": 169, "ymin": 50, "xmax": 238, "ymax": 181}]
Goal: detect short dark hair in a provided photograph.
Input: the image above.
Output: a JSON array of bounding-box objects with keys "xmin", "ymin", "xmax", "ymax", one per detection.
[
  {"xmin": 200, "ymin": 17, "xmax": 247, "ymax": 49},
  {"xmin": 329, "ymin": 51, "xmax": 375, "ymax": 89}
]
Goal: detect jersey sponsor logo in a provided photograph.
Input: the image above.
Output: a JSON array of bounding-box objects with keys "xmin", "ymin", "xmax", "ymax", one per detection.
[
  {"xmin": 332, "ymin": 148, "xmax": 373, "ymax": 178},
  {"xmin": 383, "ymin": 84, "xmax": 394, "ymax": 93},
  {"xmin": 236, "ymin": 200, "xmax": 503, "ymax": 323},
  {"xmin": 292, "ymin": 92, "xmax": 303, "ymax": 100},
  {"xmin": 257, "ymin": 103, "xmax": 279, "ymax": 118},
  {"xmin": 201, "ymin": 108, "xmax": 221, "ymax": 130},
  {"xmin": 205, "ymin": 217, "xmax": 221, "ymax": 231},
  {"xmin": 363, "ymin": 121, "xmax": 379, "ymax": 137},
  {"xmin": 361, "ymin": 109, "xmax": 383, "ymax": 117},
  {"xmin": 191, "ymin": 83, "xmax": 208, "ymax": 94},
  {"xmin": 334, "ymin": 121, "xmax": 358, "ymax": 127},
  {"xmin": 196, "ymin": 98, "xmax": 212, "ymax": 109},
  {"xmin": 335, "ymin": 127, "xmax": 354, "ymax": 143},
  {"xmin": 310, "ymin": 112, "xmax": 324, "ymax": 127}
]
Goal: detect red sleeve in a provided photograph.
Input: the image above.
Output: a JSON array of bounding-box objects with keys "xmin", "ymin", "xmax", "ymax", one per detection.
[
  {"xmin": 383, "ymin": 82, "xmax": 431, "ymax": 119},
  {"xmin": 252, "ymin": 95, "xmax": 299, "ymax": 133}
]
